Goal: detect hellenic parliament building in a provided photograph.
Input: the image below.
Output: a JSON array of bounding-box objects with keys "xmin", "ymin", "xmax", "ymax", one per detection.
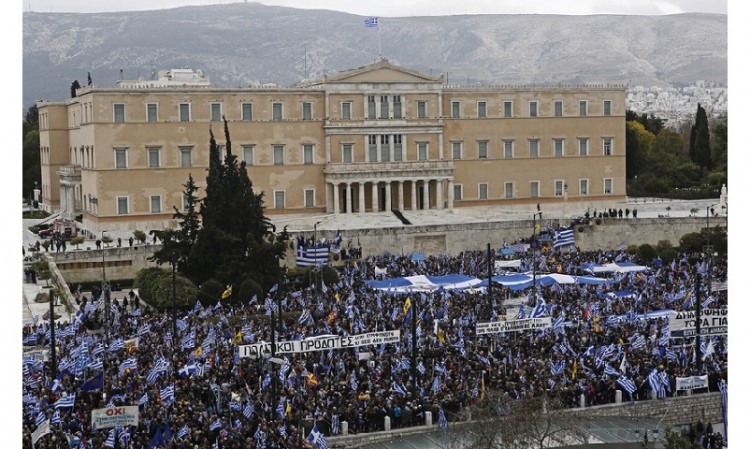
[{"xmin": 37, "ymin": 59, "xmax": 626, "ymax": 234}]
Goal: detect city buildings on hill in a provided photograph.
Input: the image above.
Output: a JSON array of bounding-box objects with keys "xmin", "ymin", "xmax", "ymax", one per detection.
[{"xmin": 36, "ymin": 59, "xmax": 626, "ymax": 235}]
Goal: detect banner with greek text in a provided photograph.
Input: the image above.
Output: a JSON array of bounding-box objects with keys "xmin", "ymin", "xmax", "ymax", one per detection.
[
  {"xmin": 476, "ymin": 317, "xmax": 552, "ymax": 335},
  {"xmin": 91, "ymin": 405, "xmax": 140, "ymax": 429},
  {"xmin": 239, "ymin": 330, "xmax": 400, "ymax": 358},
  {"xmin": 676, "ymin": 375, "xmax": 709, "ymax": 391},
  {"xmin": 669, "ymin": 309, "xmax": 728, "ymax": 338},
  {"xmin": 31, "ymin": 419, "xmax": 50, "ymax": 448}
]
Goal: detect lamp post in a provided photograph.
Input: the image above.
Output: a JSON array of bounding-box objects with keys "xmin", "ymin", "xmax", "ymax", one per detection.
[
  {"xmin": 634, "ymin": 429, "xmax": 659, "ymax": 448},
  {"xmin": 101, "ymin": 230, "xmax": 109, "ymax": 399},
  {"xmin": 532, "ymin": 212, "xmax": 543, "ymax": 301},
  {"xmin": 172, "ymin": 254, "xmax": 177, "ymax": 350}
]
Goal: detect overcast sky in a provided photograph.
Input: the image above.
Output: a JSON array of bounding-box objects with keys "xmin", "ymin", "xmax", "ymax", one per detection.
[{"xmin": 24, "ymin": 0, "xmax": 728, "ymax": 15}]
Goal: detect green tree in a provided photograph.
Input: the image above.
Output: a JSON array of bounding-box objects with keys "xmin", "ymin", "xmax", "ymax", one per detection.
[
  {"xmin": 22, "ymin": 105, "xmax": 41, "ymax": 202},
  {"xmin": 70, "ymin": 236, "xmax": 85, "ymax": 250},
  {"xmin": 187, "ymin": 118, "xmax": 290, "ymax": 291},
  {"xmin": 690, "ymin": 104, "xmax": 711, "ymax": 171},
  {"xmin": 133, "ymin": 230, "xmax": 147, "ymax": 245},
  {"xmin": 150, "ymin": 173, "xmax": 202, "ymax": 271}
]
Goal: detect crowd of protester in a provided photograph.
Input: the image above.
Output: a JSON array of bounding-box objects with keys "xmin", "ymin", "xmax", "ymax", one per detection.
[{"xmin": 22, "ymin": 240, "xmax": 728, "ymax": 448}]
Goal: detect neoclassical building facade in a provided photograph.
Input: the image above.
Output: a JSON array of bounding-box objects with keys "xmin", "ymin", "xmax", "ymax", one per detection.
[{"xmin": 37, "ymin": 59, "xmax": 627, "ymax": 234}]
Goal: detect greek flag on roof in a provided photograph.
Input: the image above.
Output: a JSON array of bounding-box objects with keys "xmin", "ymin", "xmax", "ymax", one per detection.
[
  {"xmin": 553, "ymin": 228, "xmax": 575, "ymax": 250},
  {"xmin": 364, "ymin": 17, "xmax": 378, "ymax": 27}
]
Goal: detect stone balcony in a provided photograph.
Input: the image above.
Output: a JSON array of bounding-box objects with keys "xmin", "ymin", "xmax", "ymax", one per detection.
[{"xmin": 323, "ymin": 160, "xmax": 454, "ymax": 183}]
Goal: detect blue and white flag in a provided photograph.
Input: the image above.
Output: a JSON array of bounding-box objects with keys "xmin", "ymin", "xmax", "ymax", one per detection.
[
  {"xmin": 54, "ymin": 394, "xmax": 76, "ymax": 408},
  {"xmin": 438, "ymin": 408, "xmax": 448, "ymax": 430},
  {"xmin": 160, "ymin": 384, "xmax": 175, "ymax": 404},
  {"xmin": 553, "ymin": 228, "xmax": 575, "ymax": 250},
  {"xmin": 364, "ymin": 17, "xmax": 378, "ymax": 28},
  {"xmin": 177, "ymin": 425, "xmax": 190, "ymax": 439},
  {"xmin": 50, "ymin": 409, "xmax": 61, "ymax": 426},
  {"xmin": 306, "ymin": 422, "xmax": 330, "ymax": 449},
  {"xmin": 109, "ymin": 338, "xmax": 124, "ymax": 352},
  {"xmin": 531, "ymin": 297, "xmax": 548, "ymax": 318},
  {"xmin": 104, "ymin": 428, "xmax": 116, "ymax": 448},
  {"xmin": 243, "ymin": 402, "xmax": 254, "ymax": 419},
  {"xmin": 209, "ymin": 419, "xmax": 222, "ymax": 431},
  {"xmin": 179, "ymin": 361, "xmax": 197, "ymax": 377},
  {"xmin": 138, "ymin": 392, "xmax": 149, "ymax": 406},
  {"xmin": 350, "ymin": 375, "xmax": 358, "ymax": 392},
  {"xmin": 392, "ymin": 382, "xmax": 407, "ymax": 397},
  {"xmin": 119, "ymin": 357, "xmax": 137, "ymax": 375},
  {"xmin": 616, "ymin": 375, "xmax": 637, "ymax": 399},
  {"xmin": 35, "ymin": 411, "xmax": 46, "ymax": 427},
  {"xmin": 296, "ymin": 244, "xmax": 329, "ymax": 267}
]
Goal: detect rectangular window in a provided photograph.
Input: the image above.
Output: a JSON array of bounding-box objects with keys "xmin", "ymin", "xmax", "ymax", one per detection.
[
  {"xmin": 341, "ymin": 102, "xmax": 352, "ymax": 120},
  {"xmin": 603, "ymin": 100, "xmax": 612, "ymax": 116},
  {"xmin": 451, "ymin": 101, "xmax": 460, "ymax": 118},
  {"xmin": 380, "ymin": 135, "xmax": 390, "ymax": 162},
  {"xmin": 578, "ymin": 138, "xmax": 589, "ymax": 156},
  {"xmin": 342, "ymin": 144, "xmax": 353, "ymax": 163},
  {"xmin": 303, "ymin": 144, "xmax": 314, "ymax": 164},
  {"xmin": 302, "ymin": 102, "xmax": 312, "ymax": 120},
  {"xmin": 603, "ymin": 138, "xmax": 613, "ymax": 156},
  {"xmin": 114, "ymin": 148, "xmax": 128, "ymax": 169},
  {"xmin": 392, "ymin": 95, "xmax": 402, "ymax": 119},
  {"xmin": 211, "ymin": 103, "xmax": 222, "ymax": 122},
  {"xmin": 368, "ymin": 135, "xmax": 378, "ymax": 162},
  {"xmin": 180, "ymin": 146, "xmax": 193, "ymax": 167},
  {"xmin": 579, "ymin": 100, "xmax": 587, "ymax": 116},
  {"xmin": 504, "ymin": 140, "xmax": 514, "ymax": 159},
  {"xmin": 505, "ymin": 182, "xmax": 514, "ymax": 199},
  {"xmin": 380, "ymin": 95, "xmax": 389, "ymax": 119},
  {"xmin": 393, "ymin": 135, "xmax": 403, "ymax": 161},
  {"xmin": 453, "ymin": 184, "xmax": 463, "ymax": 201},
  {"xmin": 478, "ymin": 141, "xmax": 488, "ymax": 159},
  {"xmin": 272, "ymin": 103, "xmax": 283, "ymax": 121},
  {"xmin": 367, "ymin": 95, "xmax": 377, "ymax": 119},
  {"xmin": 554, "ymin": 139, "xmax": 564, "ymax": 157},
  {"xmin": 554, "ymin": 100, "xmax": 563, "ymax": 117},
  {"xmin": 179, "ymin": 103, "xmax": 190, "ymax": 122},
  {"xmin": 150, "ymin": 195, "xmax": 162, "ymax": 213},
  {"xmin": 418, "ymin": 142, "xmax": 428, "ymax": 161},
  {"xmin": 580, "ymin": 179, "xmax": 589, "ymax": 196},
  {"xmin": 304, "ymin": 189, "xmax": 314, "ymax": 208},
  {"xmin": 146, "ymin": 103, "xmax": 158, "ymax": 122},
  {"xmin": 114, "ymin": 104, "xmax": 125, "ymax": 123},
  {"xmin": 452, "ymin": 142, "xmax": 462, "ymax": 160},
  {"xmin": 148, "ymin": 147, "xmax": 160, "ymax": 168},
  {"xmin": 274, "ymin": 191, "xmax": 285, "ymax": 209},
  {"xmin": 242, "ymin": 103, "xmax": 253, "ymax": 121},
  {"xmin": 503, "ymin": 101, "xmax": 513, "ymax": 118},
  {"xmin": 417, "ymin": 101, "xmax": 427, "ymax": 119},
  {"xmin": 273, "ymin": 145, "xmax": 284, "ymax": 165},
  {"xmin": 242, "ymin": 145, "xmax": 254, "ymax": 165},
  {"xmin": 604, "ymin": 178, "xmax": 613, "ymax": 195},
  {"xmin": 477, "ymin": 101, "xmax": 487, "ymax": 118},
  {"xmin": 555, "ymin": 180, "xmax": 564, "ymax": 196},
  {"xmin": 529, "ymin": 140, "xmax": 539, "ymax": 158},
  {"xmin": 529, "ymin": 101, "xmax": 538, "ymax": 117},
  {"xmin": 479, "ymin": 183, "xmax": 488, "ymax": 200},
  {"xmin": 530, "ymin": 181, "xmax": 540, "ymax": 198},
  {"xmin": 116, "ymin": 196, "xmax": 129, "ymax": 215}
]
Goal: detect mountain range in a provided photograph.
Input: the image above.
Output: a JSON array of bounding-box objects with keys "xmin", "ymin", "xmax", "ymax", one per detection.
[{"xmin": 22, "ymin": 2, "xmax": 727, "ymax": 110}]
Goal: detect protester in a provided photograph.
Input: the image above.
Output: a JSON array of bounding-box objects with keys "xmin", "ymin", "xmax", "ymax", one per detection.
[{"xmin": 21, "ymin": 243, "xmax": 728, "ymax": 449}]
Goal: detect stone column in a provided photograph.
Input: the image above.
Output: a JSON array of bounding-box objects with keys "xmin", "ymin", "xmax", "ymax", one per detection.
[
  {"xmin": 447, "ymin": 180, "xmax": 454, "ymax": 210},
  {"xmin": 384, "ymin": 180, "xmax": 392, "ymax": 212},
  {"xmin": 359, "ymin": 182, "xmax": 366, "ymax": 213},
  {"xmin": 345, "ymin": 183, "xmax": 352, "ymax": 213},
  {"xmin": 422, "ymin": 180, "xmax": 430, "ymax": 210},
  {"xmin": 436, "ymin": 179, "xmax": 444, "ymax": 209},
  {"xmin": 372, "ymin": 182, "xmax": 378, "ymax": 212},
  {"xmin": 333, "ymin": 182, "xmax": 340, "ymax": 214},
  {"xmin": 398, "ymin": 181, "xmax": 404, "ymax": 211},
  {"xmin": 411, "ymin": 181, "xmax": 418, "ymax": 211}
]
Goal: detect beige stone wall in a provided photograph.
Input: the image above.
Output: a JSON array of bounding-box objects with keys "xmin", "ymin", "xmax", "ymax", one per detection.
[{"xmin": 49, "ymin": 246, "xmax": 161, "ymax": 283}]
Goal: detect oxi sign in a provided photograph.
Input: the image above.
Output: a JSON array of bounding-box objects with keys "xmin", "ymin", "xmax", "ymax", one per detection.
[{"xmin": 91, "ymin": 406, "xmax": 139, "ymax": 429}]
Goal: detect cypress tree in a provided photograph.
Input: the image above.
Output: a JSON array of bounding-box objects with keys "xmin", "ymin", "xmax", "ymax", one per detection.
[{"xmin": 693, "ymin": 104, "xmax": 711, "ymax": 171}]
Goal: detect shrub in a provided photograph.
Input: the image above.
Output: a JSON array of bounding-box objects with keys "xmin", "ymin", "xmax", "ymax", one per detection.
[
  {"xmin": 199, "ymin": 278, "xmax": 225, "ymax": 306},
  {"xmin": 134, "ymin": 267, "xmax": 171, "ymax": 303},
  {"xmin": 636, "ymin": 244, "xmax": 657, "ymax": 264},
  {"xmin": 148, "ymin": 274, "xmax": 199, "ymax": 310},
  {"xmin": 237, "ymin": 278, "xmax": 264, "ymax": 304}
]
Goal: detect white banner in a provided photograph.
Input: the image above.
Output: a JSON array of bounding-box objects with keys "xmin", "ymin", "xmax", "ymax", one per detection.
[
  {"xmin": 240, "ymin": 330, "xmax": 400, "ymax": 358},
  {"xmin": 31, "ymin": 419, "xmax": 50, "ymax": 448},
  {"xmin": 476, "ymin": 317, "xmax": 552, "ymax": 335},
  {"xmin": 91, "ymin": 405, "xmax": 140, "ymax": 429},
  {"xmin": 669, "ymin": 309, "xmax": 728, "ymax": 338},
  {"xmin": 23, "ymin": 349, "xmax": 50, "ymax": 362},
  {"xmin": 676, "ymin": 375, "xmax": 709, "ymax": 391}
]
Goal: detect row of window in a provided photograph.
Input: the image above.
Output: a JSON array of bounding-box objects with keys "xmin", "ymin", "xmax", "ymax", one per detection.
[
  {"xmin": 110, "ymin": 136, "xmax": 615, "ymax": 169},
  {"xmin": 104, "ymin": 177, "xmax": 615, "ymax": 215},
  {"xmin": 107, "ymin": 98, "xmax": 612, "ymax": 123},
  {"xmin": 454, "ymin": 178, "xmax": 614, "ymax": 200}
]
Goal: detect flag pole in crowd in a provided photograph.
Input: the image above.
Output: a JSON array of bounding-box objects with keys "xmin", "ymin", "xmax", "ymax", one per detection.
[{"xmin": 49, "ymin": 289, "xmax": 57, "ymax": 396}]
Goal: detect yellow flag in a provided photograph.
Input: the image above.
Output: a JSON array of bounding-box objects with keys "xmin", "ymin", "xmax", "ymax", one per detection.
[
  {"xmin": 285, "ymin": 401, "xmax": 292, "ymax": 417},
  {"xmin": 571, "ymin": 359, "xmax": 578, "ymax": 380},
  {"xmin": 194, "ymin": 346, "xmax": 203, "ymax": 358},
  {"xmin": 233, "ymin": 331, "xmax": 243, "ymax": 345},
  {"xmin": 437, "ymin": 327, "xmax": 446, "ymax": 344},
  {"xmin": 334, "ymin": 292, "xmax": 340, "ymax": 302},
  {"xmin": 403, "ymin": 296, "xmax": 412, "ymax": 314},
  {"xmin": 221, "ymin": 286, "xmax": 232, "ymax": 299}
]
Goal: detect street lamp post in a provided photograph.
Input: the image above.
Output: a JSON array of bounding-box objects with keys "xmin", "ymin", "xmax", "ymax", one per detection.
[
  {"xmin": 532, "ymin": 212, "xmax": 543, "ymax": 301},
  {"xmin": 101, "ymin": 230, "xmax": 109, "ymax": 399}
]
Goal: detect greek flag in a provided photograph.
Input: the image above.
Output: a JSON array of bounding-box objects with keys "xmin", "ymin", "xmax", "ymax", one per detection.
[
  {"xmin": 160, "ymin": 384, "xmax": 175, "ymax": 404},
  {"xmin": 553, "ymin": 228, "xmax": 575, "ymax": 250},
  {"xmin": 181, "ymin": 331, "xmax": 195, "ymax": 350},
  {"xmin": 615, "ymin": 243, "xmax": 627, "ymax": 251},
  {"xmin": 296, "ymin": 244, "xmax": 329, "ymax": 267},
  {"xmin": 351, "ymin": 375, "xmax": 358, "ymax": 392},
  {"xmin": 298, "ymin": 310, "xmax": 312, "ymax": 326},
  {"xmin": 306, "ymin": 422, "xmax": 329, "ymax": 449},
  {"xmin": 138, "ymin": 323, "xmax": 151, "ymax": 337},
  {"xmin": 229, "ymin": 401, "xmax": 242, "ymax": 412},
  {"xmin": 91, "ymin": 343, "xmax": 105, "ymax": 357},
  {"xmin": 279, "ymin": 423, "xmax": 287, "ymax": 437},
  {"xmin": 262, "ymin": 373, "xmax": 271, "ymax": 390},
  {"xmin": 364, "ymin": 17, "xmax": 378, "ymax": 28},
  {"xmin": 392, "ymin": 382, "xmax": 407, "ymax": 397},
  {"xmin": 648, "ymin": 369, "xmax": 666, "ymax": 398},
  {"xmin": 438, "ymin": 408, "xmax": 448, "ymax": 430},
  {"xmin": 109, "ymin": 338, "xmax": 124, "ymax": 352},
  {"xmin": 243, "ymin": 402, "xmax": 254, "ymax": 419},
  {"xmin": 432, "ymin": 376, "xmax": 441, "ymax": 393},
  {"xmin": 276, "ymin": 399, "xmax": 285, "ymax": 419},
  {"xmin": 550, "ymin": 360, "xmax": 565, "ymax": 376},
  {"xmin": 264, "ymin": 298, "xmax": 279, "ymax": 316},
  {"xmin": 54, "ymin": 394, "xmax": 76, "ymax": 408},
  {"xmin": 139, "ymin": 392, "xmax": 149, "ymax": 406},
  {"xmin": 179, "ymin": 361, "xmax": 197, "ymax": 377},
  {"xmin": 332, "ymin": 414, "xmax": 341, "ymax": 435},
  {"xmin": 209, "ymin": 419, "xmax": 222, "ymax": 431},
  {"xmin": 416, "ymin": 361, "xmax": 426, "ymax": 375},
  {"xmin": 531, "ymin": 297, "xmax": 548, "ymax": 318},
  {"xmin": 119, "ymin": 357, "xmax": 137, "ymax": 375},
  {"xmin": 616, "ymin": 375, "xmax": 637, "ymax": 398},
  {"xmin": 119, "ymin": 428, "xmax": 131, "ymax": 446},
  {"xmin": 35, "ymin": 411, "xmax": 46, "ymax": 427},
  {"xmin": 630, "ymin": 334, "xmax": 646, "ymax": 350},
  {"xmin": 50, "ymin": 409, "xmax": 60, "ymax": 426},
  {"xmin": 104, "ymin": 428, "xmax": 116, "ymax": 448},
  {"xmin": 603, "ymin": 364, "xmax": 620, "ymax": 377},
  {"xmin": 147, "ymin": 361, "xmax": 169, "ymax": 384}
]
